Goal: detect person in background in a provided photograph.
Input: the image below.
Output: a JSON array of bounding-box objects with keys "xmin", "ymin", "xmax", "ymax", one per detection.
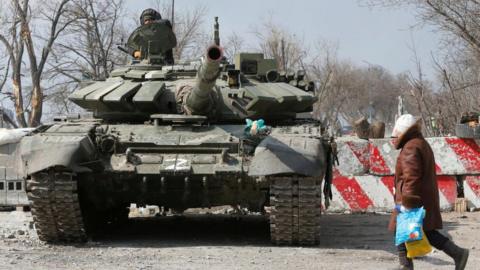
[{"xmin": 389, "ymin": 114, "xmax": 469, "ymax": 270}]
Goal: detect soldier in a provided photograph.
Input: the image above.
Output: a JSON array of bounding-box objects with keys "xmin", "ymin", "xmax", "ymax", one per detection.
[
  {"xmin": 128, "ymin": 8, "xmax": 176, "ymax": 64},
  {"xmin": 140, "ymin": 8, "xmax": 163, "ymax": 26}
]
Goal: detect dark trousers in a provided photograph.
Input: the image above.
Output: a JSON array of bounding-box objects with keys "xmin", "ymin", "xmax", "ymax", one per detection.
[{"xmin": 397, "ymin": 230, "xmax": 449, "ymax": 252}]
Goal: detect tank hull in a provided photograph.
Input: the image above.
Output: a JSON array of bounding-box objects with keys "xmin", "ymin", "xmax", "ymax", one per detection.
[{"xmin": 21, "ymin": 121, "xmax": 329, "ymax": 245}]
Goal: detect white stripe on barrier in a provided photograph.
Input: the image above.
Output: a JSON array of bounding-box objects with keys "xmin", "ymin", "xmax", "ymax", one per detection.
[
  {"xmin": 337, "ymin": 142, "xmax": 364, "ymax": 176},
  {"xmin": 438, "ymin": 191, "xmax": 452, "ymax": 211},
  {"xmin": 328, "ymin": 185, "xmax": 350, "ymax": 212},
  {"xmin": 355, "ymin": 175, "xmax": 393, "ymax": 211},
  {"xmin": 379, "ymin": 141, "xmax": 397, "ymax": 174},
  {"xmin": 427, "ymin": 138, "xmax": 465, "ymax": 175},
  {"xmin": 464, "ymin": 183, "xmax": 480, "ymax": 209}
]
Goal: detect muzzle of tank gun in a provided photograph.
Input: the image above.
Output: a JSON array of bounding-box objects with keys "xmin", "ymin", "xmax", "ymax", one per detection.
[{"xmin": 185, "ymin": 45, "xmax": 223, "ymax": 115}]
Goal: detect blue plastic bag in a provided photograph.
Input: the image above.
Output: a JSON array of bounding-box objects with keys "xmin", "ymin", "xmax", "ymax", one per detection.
[{"xmin": 395, "ymin": 206, "xmax": 426, "ymax": 246}]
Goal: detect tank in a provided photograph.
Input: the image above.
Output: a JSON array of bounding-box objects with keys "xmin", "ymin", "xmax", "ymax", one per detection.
[{"xmin": 17, "ymin": 18, "xmax": 332, "ymax": 245}]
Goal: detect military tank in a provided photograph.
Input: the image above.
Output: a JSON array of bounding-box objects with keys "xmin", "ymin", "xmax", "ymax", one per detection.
[{"xmin": 18, "ymin": 18, "xmax": 332, "ymax": 245}]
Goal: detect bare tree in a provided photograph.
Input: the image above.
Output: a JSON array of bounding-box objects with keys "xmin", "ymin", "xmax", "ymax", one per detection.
[
  {"xmin": 149, "ymin": 0, "xmax": 207, "ymax": 60},
  {"xmin": 0, "ymin": 57, "xmax": 9, "ymax": 95},
  {"xmin": 364, "ymin": 0, "xmax": 480, "ymax": 133},
  {"xmin": 223, "ymin": 32, "xmax": 245, "ymax": 61},
  {"xmin": 52, "ymin": 0, "xmax": 126, "ymax": 81},
  {"xmin": 307, "ymin": 39, "xmax": 402, "ymax": 133},
  {"xmin": 253, "ymin": 19, "xmax": 307, "ymax": 72},
  {"xmin": 364, "ymin": 1, "xmax": 480, "ymax": 56},
  {"xmin": 45, "ymin": 0, "xmax": 126, "ymax": 114},
  {"xmin": 0, "ymin": 0, "xmax": 73, "ymax": 127},
  {"xmin": 404, "ymin": 58, "xmax": 436, "ymax": 136}
]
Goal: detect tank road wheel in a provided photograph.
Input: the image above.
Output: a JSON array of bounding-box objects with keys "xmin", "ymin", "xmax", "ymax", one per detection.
[
  {"xmin": 26, "ymin": 169, "xmax": 87, "ymax": 243},
  {"xmin": 269, "ymin": 176, "xmax": 321, "ymax": 246}
]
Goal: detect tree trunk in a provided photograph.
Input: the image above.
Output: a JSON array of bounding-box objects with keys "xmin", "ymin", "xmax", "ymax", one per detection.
[
  {"xmin": 29, "ymin": 83, "xmax": 43, "ymax": 127},
  {"xmin": 12, "ymin": 77, "xmax": 27, "ymax": 127}
]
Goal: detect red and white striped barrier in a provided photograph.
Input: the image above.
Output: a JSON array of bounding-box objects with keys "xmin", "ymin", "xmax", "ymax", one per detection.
[
  {"xmin": 369, "ymin": 137, "xmax": 480, "ymax": 176},
  {"xmin": 336, "ymin": 137, "xmax": 369, "ymax": 176},
  {"xmin": 337, "ymin": 137, "xmax": 480, "ymax": 176},
  {"xmin": 329, "ymin": 137, "xmax": 480, "ymax": 213},
  {"xmin": 327, "ymin": 173, "xmax": 457, "ymax": 212},
  {"xmin": 465, "ymin": 176, "xmax": 480, "ymax": 209}
]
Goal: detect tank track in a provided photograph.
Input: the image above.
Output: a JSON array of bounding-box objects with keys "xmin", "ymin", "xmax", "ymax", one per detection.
[
  {"xmin": 269, "ymin": 176, "xmax": 321, "ymax": 245},
  {"xmin": 26, "ymin": 169, "xmax": 87, "ymax": 242}
]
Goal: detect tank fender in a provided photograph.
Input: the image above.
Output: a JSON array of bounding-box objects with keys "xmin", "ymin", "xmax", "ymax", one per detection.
[
  {"xmin": 248, "ymin": 135, "xmax": 327, "ymax": 177},
  {"xmin": 18, "ymin": 134, "xmax": 97, "ymax": 176}
]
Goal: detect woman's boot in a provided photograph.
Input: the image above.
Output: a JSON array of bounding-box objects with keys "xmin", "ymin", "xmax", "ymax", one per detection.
[{"xmin": 442, "ymin": 240, "xmax": 469, "ymax": 270}]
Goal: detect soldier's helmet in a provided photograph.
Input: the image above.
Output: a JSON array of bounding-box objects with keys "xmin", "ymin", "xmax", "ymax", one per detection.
[{"xmin": 140, "ymin": 8, "xmax": 162, "ymax": 25}]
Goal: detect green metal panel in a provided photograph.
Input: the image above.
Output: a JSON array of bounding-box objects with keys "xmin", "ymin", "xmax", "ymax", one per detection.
[
  {"xmin": 234, "ymin": 53, "xmax": 276, "ymax": 75},
  {"xmin": 243, "ymin": 85, "xmax": 277, "ymax": 112},
  {"xmin": 124, "ymin": 70, "xmax": 147, "ymax": 79},
  {"xmin": 46, "ymin": 124, "xmax": 97, "ymax": 134},
  {"xmin": 136, "ymin": 164, "xmax": 161, "ymax": 174},
  {"xmin": 69, "ymin": 81, "xmax": 109, "ymax": 102},
  {"xmin": 82, "ymin": 81, "xmax": 125, "ymax": 111},
  {"xmin": 103, "ymin": 81, "xmax": 143, "ymax": 111},
  {"xmin": 132, "ymin": 81, "xmax": 166, "ymax": 111},
  {"xmin": 70, "ymin": 81, "xmax": 123, "ymax": 109},
  {"xmin": 276, "ymin": 83, "xmax": 316, "ymax": 111},
  {"xmin": 145, "ymin": 70, "xmax": 170, "ymax": 79},
  {"xmin": 243, "ymin": 83, "xmax": 315, "ymax": 112},
  {"xmin": 110, "ymin": 67, "xmax": 131, "ymax": 77}
]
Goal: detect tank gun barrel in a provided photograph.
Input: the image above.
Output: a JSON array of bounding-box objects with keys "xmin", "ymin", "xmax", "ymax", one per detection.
[{"xmin": 185, "ymin": 45, "xmax": 223, "ymax": 115}]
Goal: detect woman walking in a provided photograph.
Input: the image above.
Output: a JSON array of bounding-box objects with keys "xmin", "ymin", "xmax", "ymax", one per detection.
[{"xmin": 390, "ymin": 114, "xmax": 469, "ymax": 270}]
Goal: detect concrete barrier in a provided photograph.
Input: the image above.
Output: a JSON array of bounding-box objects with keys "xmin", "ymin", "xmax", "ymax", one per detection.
[
  {"xmin": 327, "ymin": 172, "xmax": 457, "ymax": 213},
  {"xmin": 368, "ymin": 137, "xmax": 480, "ymax": 176},
  {"xmin": 329, "ymin": 136, "xmax": 480, "ymax": 213}
]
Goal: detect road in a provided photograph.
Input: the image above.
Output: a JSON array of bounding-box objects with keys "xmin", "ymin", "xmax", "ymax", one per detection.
[{"xmin": 0, "ymin": 210, "xmax": 478, "ymax": 270}]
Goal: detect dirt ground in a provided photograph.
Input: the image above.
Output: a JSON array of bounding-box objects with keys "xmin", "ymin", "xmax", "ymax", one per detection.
[{"xmin": 0, "ymin": 210, "xmax": 478, "ymax": 270}]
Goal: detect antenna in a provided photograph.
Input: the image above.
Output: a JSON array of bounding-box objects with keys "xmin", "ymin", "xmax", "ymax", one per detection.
[
  {"xmin": 171, "ymin": 0, "xmax": 175, "ymax": 30},
  {"xmin": 214, "ymin": 17, "xmax": 220, "ymax": 46},
  {"xmin": 281, "ymin": 38, "xmax": 286, "ymax": 72}
]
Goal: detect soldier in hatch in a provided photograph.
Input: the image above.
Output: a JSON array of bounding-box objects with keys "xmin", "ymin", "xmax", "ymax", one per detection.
[{"xmin": 128, "ymin": 8, "xmax": 177, "ymax": 64}]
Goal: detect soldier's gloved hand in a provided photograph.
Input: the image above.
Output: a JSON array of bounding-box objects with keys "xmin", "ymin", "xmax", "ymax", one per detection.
[{"xmin": 134, "ymin": 50, "xmax": 142, "ymax": 58}]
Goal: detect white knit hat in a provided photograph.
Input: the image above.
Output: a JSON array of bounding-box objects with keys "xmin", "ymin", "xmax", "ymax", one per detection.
[{"xmin": 392, "ymin": 114, "xmax": 418, "ymax": 137}]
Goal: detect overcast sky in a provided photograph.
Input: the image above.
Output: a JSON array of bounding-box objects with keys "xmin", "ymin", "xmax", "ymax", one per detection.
[{"xmin": 129, "ymin": 0, "xmax": 441, "ymax": 79}]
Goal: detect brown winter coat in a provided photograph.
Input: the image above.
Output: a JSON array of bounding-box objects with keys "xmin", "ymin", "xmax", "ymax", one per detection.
[{"xmin": 388, "ymin": 124, "xmax": 443, "ymax": 232}]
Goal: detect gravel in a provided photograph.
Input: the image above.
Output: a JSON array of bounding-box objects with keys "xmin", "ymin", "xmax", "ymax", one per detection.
[{"xmin": 0, "ymin": 210, "xmax": 478, "ymax": 270}]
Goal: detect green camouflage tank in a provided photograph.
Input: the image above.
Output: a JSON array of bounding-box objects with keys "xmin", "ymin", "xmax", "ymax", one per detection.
[{"xmin": 17, "ymin": 17, "xmax": 332, "ymax": 245}]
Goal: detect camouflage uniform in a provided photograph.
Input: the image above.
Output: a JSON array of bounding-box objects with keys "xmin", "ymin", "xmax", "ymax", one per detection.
[{"xmin": 127, "ymin": 9, "xmax": 176, "ymax": 64}]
